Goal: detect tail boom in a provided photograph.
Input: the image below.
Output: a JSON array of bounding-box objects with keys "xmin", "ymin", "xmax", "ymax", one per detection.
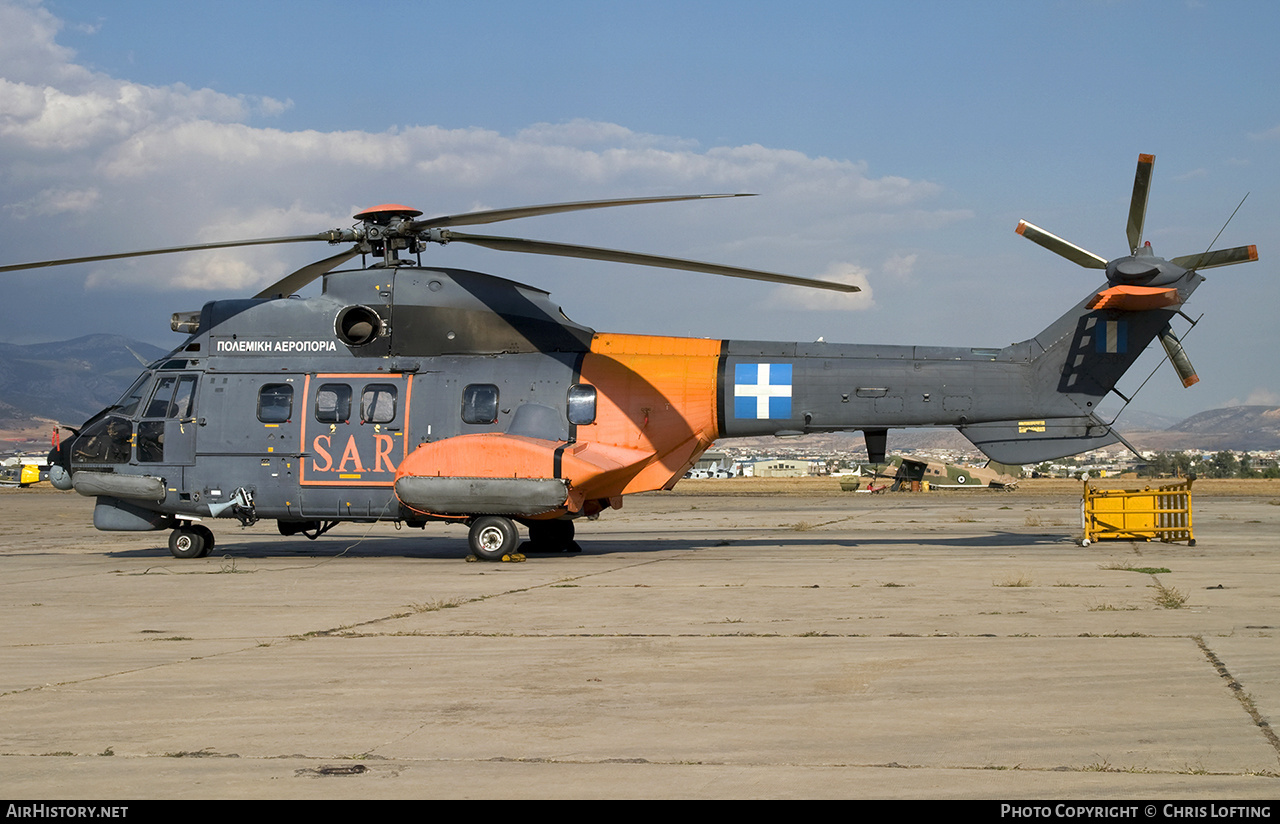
[{"xmin": 715, "ymin": 277, "xmax": 1201, "ymax": 464}]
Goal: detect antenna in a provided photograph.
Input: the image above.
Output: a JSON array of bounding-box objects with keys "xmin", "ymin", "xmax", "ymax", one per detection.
[{"xmin": 1200, "ymin": 192, "xmax": 1250, "ymax": 261}]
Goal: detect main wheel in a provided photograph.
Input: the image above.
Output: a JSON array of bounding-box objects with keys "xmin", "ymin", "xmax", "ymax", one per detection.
[
  {"xmin": 169, "ymin": 527, "xmax": 207, "ymax": 559},
  {"xmin": 524, "ymin": 519, "xmax": 580, "ymax": 553},
  {"xmin": 190, "ymin": 524, "xmax": 215, "ymax": 558},
  {"xmin": 468, "ymin": 516, "xmax": 519, "ymax": 561}
]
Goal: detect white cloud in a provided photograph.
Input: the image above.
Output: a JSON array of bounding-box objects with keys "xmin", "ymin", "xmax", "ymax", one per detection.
[
  {"xmin": 1243, "ymin": 389, "xmax": 1280, "ymax": 407},
  {"xmin": 0, "ymin": 0, "xmax": 86, "ymax": 87},
  {"xmin": 4, "ymin": 94, "xmax": 958, "ymax": 290},
  {"xmin": 79, "ymin": 202, "xmax": 350, "ymax": 291},
  {"xmin": 0, "ymin": 0, "xmax": 958, "ymax": 320},
  {"xmin": 768, "ymin": 262, "xmax": 874, "ymax": 312},
  {"xmin": 517, "ymin": 119, "xmax": 699, "ymax": 152},
  {"xmin": 0, "ymin": 2, "xmax": 287, "ymax": 155},
  {"xmin": 3, "ymin": 185, "xmax": 99, "ymax": 218},
  {"xmin": 882, "ymin": 252, "xmax": 918, "ymax": 280}
]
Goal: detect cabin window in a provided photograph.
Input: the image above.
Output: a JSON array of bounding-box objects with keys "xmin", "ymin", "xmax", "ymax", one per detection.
[
  {"xmin": 361, "ymin": 383, "xmax": 397, "ymax": 424},
  {"xmin": 315, "ymin": 384, "xmax": 352, "ymax": 423},
  {"xmin": 461, "ymin": 384, "xmax": 499, "ymax": 425},
  {"xmin": 567, "ymin": 384, "xmax": 597, "ymax": 425},
  {"xmin": 258, "ymin": 384, "xmax": 293, "ymax": 423}
]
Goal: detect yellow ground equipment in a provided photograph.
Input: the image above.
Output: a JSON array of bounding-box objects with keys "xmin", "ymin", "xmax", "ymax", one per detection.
[
  {"xmin": 0, "ymin": 462, "xmax": 42, "ymax": 487},
  {"xmin": 1080, "ymin": 478, "xmax": 1194, "ymax": 546}
]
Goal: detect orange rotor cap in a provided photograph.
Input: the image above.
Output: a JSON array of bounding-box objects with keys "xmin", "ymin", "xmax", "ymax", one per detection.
[{"xmin": 353, "ymin": 204, "xmax": 423, "ymax": 221}]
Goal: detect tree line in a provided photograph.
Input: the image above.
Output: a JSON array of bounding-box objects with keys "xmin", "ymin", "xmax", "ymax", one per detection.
[{"xmin": 1139, "ymin": 451, "xmax": 1280, "ymax": 479}]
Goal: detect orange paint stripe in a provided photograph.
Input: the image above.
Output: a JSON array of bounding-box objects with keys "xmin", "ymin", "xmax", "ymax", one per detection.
[{"xmin": 580, "ymin": 333, "xmax": 722, "ymax": 497}]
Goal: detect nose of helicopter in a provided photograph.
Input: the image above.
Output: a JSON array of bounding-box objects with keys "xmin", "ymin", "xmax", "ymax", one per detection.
[{"xmin": 47, "ymin": 443, "xmax": 74, "ymax": 489}]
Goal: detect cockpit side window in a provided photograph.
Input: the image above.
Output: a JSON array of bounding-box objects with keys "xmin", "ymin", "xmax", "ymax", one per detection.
[
  {"xmin": 258, "ymin": 384, "xmax": 294, "ymax": 423},
  {"xmin": 169, "ymin": 376, "xmax": 197, "ymax": 420},
  {"xmin": 144, "ymin": 376, "xmax": 178, "ymax": 419},
  {"xmin": 136, "ymin": 375, "xmax": 197, "ymax": 463}
]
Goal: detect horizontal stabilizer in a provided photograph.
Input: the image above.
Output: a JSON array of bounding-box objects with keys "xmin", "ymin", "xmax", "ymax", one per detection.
[
  {"xmin": 1087, "ymin": 285, "xmax": 1180, "ymax": 311},
  {"xmin": 959, "ymin": 416, "xmax": 1119, "ymax": 464}
]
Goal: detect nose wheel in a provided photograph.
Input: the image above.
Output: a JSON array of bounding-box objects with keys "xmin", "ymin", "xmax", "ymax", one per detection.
[{"xmin": 467, "ymin": 516, "xmax": 520, "ymax": 561}]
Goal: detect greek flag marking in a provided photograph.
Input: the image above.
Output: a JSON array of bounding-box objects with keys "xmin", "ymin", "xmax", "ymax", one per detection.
[{"xmin": 734, "ymin": 363, "xmax": 793, "ymax": 419}]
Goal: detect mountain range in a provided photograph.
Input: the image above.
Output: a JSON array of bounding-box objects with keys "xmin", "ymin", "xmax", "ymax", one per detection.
[{"xmin": 0, "ymin": 335, "xmax": 167, "ymax": 434}]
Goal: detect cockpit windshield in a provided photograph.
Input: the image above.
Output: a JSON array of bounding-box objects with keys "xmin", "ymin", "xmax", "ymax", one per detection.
[{"xmin": 114, "ymin": 372, "xmax": 152, "ymax": 417}]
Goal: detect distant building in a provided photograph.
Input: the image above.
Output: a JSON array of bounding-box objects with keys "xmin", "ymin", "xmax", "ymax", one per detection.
[
  {"xmin": 692, "ymin": 451, "xmax": 731, "ymax": 472},
  {"xmin": 751, "ymin": 459, "xmax": 816, "ymax": 478}
]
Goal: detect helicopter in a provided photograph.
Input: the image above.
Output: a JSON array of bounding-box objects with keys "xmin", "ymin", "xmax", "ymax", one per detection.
[{"xmin": 0, "ymin": 154, "xmax": 1258, "ymax": 561}]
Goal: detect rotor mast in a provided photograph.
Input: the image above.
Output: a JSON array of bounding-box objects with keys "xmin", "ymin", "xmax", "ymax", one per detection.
[{"xmin": 350, "ymin": 204, "xmax": 425, "ymax": 267}]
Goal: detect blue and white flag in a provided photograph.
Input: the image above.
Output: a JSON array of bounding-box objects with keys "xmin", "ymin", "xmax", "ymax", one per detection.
[
  {"xmin": 1097, "ymin": 320, "xmax": 1128, "ymax": 353},
  {"xmin": 734, "ymin": 363, "xmax": 793, "ymax": 419}
]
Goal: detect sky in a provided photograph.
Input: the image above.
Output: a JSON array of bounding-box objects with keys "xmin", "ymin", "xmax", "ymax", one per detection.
[{"xmin": 1, "ymin": 0, "xmax": 1277, "ymax": 423}]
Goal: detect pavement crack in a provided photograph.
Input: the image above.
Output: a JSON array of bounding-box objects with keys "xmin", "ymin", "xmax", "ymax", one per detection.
[
  {"xmin": 298, "ymin": 557, "xmax": 667, "ymax": 638},
  {"xmin": 1195, "ymin": 635, "xmax": 1280, "ymax": 763}
]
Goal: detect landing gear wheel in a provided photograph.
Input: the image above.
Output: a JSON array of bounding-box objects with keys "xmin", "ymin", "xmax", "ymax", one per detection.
[
  {"xmin": 523, "ymin": 519, "xmax": 581, "ymax": 553},
  {"xmin": 169, "ymin": 527, "xmax": 207, "ymax": 559},
  {"xmin": 468, "ymin": 516, "xmax": 520, "ymax": 561},
  {"xmin": 190, "ymin": 524, "xmax": 215, "ymax": 557}
]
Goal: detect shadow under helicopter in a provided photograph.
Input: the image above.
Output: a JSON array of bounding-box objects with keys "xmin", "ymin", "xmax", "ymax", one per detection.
[{"xmin": 102, "ymin": 528, "xmax": 1075, "ymax": 560}]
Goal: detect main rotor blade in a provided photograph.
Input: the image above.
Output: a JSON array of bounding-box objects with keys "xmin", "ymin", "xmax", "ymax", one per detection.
[
  {"xmin": 440, "ymin": 231, "xmax": 861, "ymax": 293},
  {"xmin": 412, "ymin": 194, "xmax": 753, "ymax": 231},
  {"xmin": 1169, "ymin": 245, "xmax": 1258, "ymax": 271},
  {"xmin": 1126, "ymin": 153, "xmax": 1155, "ymax": 254},
  {"xmin": 1015, "ymin": 220, "xmax": 1108, "ymax": 269},
  {"xmin": 0, "ymin": 233, "xmax": 342, "ymax": 275},
  {"xmin": 253, "ymin": 246, "xmax": 361, "ymax": 298}
]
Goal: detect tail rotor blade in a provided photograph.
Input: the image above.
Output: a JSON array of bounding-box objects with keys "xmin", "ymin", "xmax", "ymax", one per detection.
[
  {"xmin": 1016, "ymin": 220, "xmax": 1108, "ymax": 269},
  {"xmin": 1159, "ymin": 326, "xmax": 1199, "ymax": 388},
  {"xmin": 1170, "ymin": 245, "xmax": 1259, "ymax": 272},
  {"xmin": 1127, "ymin": 153, "xmax": 1155, "ymax": 254}
]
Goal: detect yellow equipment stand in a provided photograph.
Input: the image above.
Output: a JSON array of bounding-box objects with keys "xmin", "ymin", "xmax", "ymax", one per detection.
[{"xmin": 1080, "ymin": 478, "xmax": 1195, "ymax": 547}]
